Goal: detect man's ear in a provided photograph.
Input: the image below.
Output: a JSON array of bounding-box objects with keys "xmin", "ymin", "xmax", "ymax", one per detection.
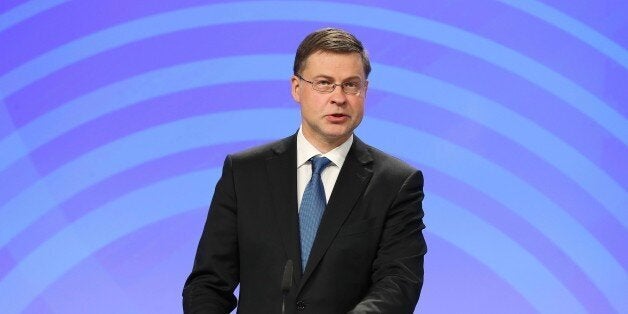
[{"xmin": 291, "ymin": 75, "xmax": 301, "ymax": 102}]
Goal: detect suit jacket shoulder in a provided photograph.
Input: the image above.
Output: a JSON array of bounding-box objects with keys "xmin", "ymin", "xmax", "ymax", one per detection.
[
  {"xmin": 356, "ymin": 138, "xmax": 421, "ymax": 190},
  {"xmin": 230, "ymin": 134, "xmax": 295, "ymax": 162}
]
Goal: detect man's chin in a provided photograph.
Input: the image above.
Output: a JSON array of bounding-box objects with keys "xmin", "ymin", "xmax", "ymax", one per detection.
[{"xmin": 321, "ymin": 129, "xmax": 352, "ymax": 143}]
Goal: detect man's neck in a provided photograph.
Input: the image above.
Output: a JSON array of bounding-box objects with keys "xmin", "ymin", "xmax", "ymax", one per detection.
[{"xmin": 301, "ymin": 130, "xmax": 350, "ymax": 153}]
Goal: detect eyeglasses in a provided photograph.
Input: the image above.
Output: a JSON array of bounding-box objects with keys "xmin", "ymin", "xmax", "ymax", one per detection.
[{"xmin": 296, "ymin": 74, "xmax": 366, "ymax": 95}]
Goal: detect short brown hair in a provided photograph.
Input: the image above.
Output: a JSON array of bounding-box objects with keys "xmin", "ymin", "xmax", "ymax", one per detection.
[{"xmin": 293, "ymin": 28, "xmax": 371, "ymax": 78}]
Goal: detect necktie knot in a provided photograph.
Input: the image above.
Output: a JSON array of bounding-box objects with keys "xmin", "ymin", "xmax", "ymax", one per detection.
[{"xmin": 310, "ymin": 156, "xmax": 331, "ymax": 175}]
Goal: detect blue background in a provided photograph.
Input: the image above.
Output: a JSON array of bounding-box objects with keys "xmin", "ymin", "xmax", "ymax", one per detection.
[{"xmin": 0, "ymin": 1, "xmax": 626, "ymax": 313}]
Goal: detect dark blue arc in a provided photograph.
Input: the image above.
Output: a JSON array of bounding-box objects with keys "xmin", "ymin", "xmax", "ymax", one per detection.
[
  {"xmin": 0, "ymin": 109, "xmax": 623, "ymax": 312},
  {"xmin": 0, "ymin": 1, "xmax": 625, "ymax": 145}
]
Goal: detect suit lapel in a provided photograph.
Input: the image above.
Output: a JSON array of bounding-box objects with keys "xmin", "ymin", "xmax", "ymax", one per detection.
[
  {"xmin": 266, "ymin": 135, "xmax": 304, "ymax": 279},
  {"xmin": 298, "ymin": 137, "xmax": 374, "ymax": 292}
]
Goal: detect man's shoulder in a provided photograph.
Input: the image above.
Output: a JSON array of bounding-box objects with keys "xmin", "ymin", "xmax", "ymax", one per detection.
[
  {"xmin": 229, "ymin": 134, "xmax": 295, "ymax": 161},
  {"xmin": 359, "ymin": 139, "xmax": 419, "ymax": 176}
]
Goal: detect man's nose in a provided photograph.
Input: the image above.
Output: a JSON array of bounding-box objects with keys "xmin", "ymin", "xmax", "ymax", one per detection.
[{"xmin": 329, "ymin": 85, "xmax": 347, "ymax": 105}]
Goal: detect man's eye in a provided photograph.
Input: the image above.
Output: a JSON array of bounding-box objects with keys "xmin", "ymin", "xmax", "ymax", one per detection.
[
  {"xmin": 316, "ymin": 80, "xmax": 332, "ymax": 86},
  {"xmin": 344, "ymin": 81, "xmax": 360, "ymax": 88}
]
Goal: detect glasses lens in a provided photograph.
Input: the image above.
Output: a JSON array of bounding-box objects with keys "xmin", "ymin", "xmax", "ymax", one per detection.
[
  {"xmin": 305, "ymin": 77, "xmax": 364, "ymax": 94},
  {"xmin": 313, "ymin": 80, "xmax": 334, "ymax": 93},
  {"xmin": 342, "ymin": 82, "xmax": 362, "ymax": 94}
]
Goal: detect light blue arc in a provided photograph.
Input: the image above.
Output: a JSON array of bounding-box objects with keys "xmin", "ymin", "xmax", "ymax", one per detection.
[
  {"xmin": 0, "ymin": 168, "xmax": 218, "ymax": 313},
  {"xmin": 359, "ymin": 118, "xmax": 628, "ymax": 313},
  {"xmin": 0, "ymin": 0, "xmax": 66, "ymax": 32},
  {"xmin": 0, "ymin": 1, "xmax": 625, "ymax": 146},
  {"xmin": 1, "ymin": 55, "xmax": 624, "ymax": 232},
  {"xmin": 0, "ymin": 54, "xmax": 291, "ymax": 173},
  {"xmin": 3, "ymin": 0, "xmax": 626, "ymax": 73},
  {"xmin": 495, "ymin": 0, "xmax": 628, "ymax": 70},
  {"xmin": 0, "ymin": 170, "xmax": 585, "ymax": 314},
  {"xmin": 426, "ymin": 195, "xmax": 586, "ymax": 313},
  {"xmin": 370, "ymin": 63, "xmax": 627, "ymax": 230},
  {"xmin": 0, "ymin": 109, "xmax": 625, "ymax": 312},
  {"xmin": 0, "ymin": 107, "xmax": 297, "ymax": 248}
]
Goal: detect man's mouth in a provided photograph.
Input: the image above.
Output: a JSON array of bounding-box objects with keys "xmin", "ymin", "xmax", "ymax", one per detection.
[{"xmin": 327, "ymin": 113, "xmax": 349, "ymax": 122}]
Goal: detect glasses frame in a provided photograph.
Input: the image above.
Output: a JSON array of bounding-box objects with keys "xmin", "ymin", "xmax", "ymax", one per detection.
[{"xmin": 296, "ymin": 74, "xmax": 366, "ymax": 95}]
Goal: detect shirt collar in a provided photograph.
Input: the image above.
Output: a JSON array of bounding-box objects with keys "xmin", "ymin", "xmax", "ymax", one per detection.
[{"xmin": 296, "ymin": 127, "xmax": 353, "ymax": 169}]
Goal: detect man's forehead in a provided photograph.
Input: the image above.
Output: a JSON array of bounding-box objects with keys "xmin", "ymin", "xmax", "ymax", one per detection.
[{"xmin": 302, "ymin": 51, "xmax": 365, "ymax": 77}]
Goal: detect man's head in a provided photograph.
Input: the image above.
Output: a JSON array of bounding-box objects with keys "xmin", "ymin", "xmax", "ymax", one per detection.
[
  {"xmin": 291, "ymin": 28, "xmax": 370, "ymax": 152},
  {"xmin": 293, "ymin": 28, "xmax": 371, "ymax": 78}
]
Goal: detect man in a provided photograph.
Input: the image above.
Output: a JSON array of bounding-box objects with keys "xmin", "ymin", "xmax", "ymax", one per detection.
[{"xmin": 183, "ymin": 28, "xmax": 426, "ymax": 313}]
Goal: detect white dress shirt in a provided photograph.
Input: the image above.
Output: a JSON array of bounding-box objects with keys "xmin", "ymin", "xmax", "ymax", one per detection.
[{"xmin": 296, "ymin": 127, "xmax": 353, "ymax": 210}]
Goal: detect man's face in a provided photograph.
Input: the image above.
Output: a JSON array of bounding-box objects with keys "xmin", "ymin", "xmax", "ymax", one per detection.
[{"xmin": 291, "ymin": 51, "xmax": 367, "ymax": 152}]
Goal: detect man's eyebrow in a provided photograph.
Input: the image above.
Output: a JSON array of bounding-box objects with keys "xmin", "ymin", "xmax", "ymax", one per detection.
[
  {"xmin": 311, "ymin": 74, "xmax": 363, "ymax": 81},
  {"xmin": 311, "ymin": 74, "xmax": 334, "ymax": 80},
  {"xmin": 343, "ymin": 75, "xmax": 363, "ymax": 81}
]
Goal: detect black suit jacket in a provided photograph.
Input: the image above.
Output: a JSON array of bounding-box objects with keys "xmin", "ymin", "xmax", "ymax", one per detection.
[{"xmin": 183, "ymin": 134, "xmax": 426, "ymax": 313}]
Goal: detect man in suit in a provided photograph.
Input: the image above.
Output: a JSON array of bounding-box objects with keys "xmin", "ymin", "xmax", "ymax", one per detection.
[{"xmin": 183, "ymin": 28, "xmax": 427, "ymax": 313}]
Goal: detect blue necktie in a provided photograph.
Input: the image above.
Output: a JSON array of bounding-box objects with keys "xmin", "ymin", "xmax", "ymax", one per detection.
[{"xmin": 299, "ymin": 156, "xmax": 332, "ymax": 271}]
